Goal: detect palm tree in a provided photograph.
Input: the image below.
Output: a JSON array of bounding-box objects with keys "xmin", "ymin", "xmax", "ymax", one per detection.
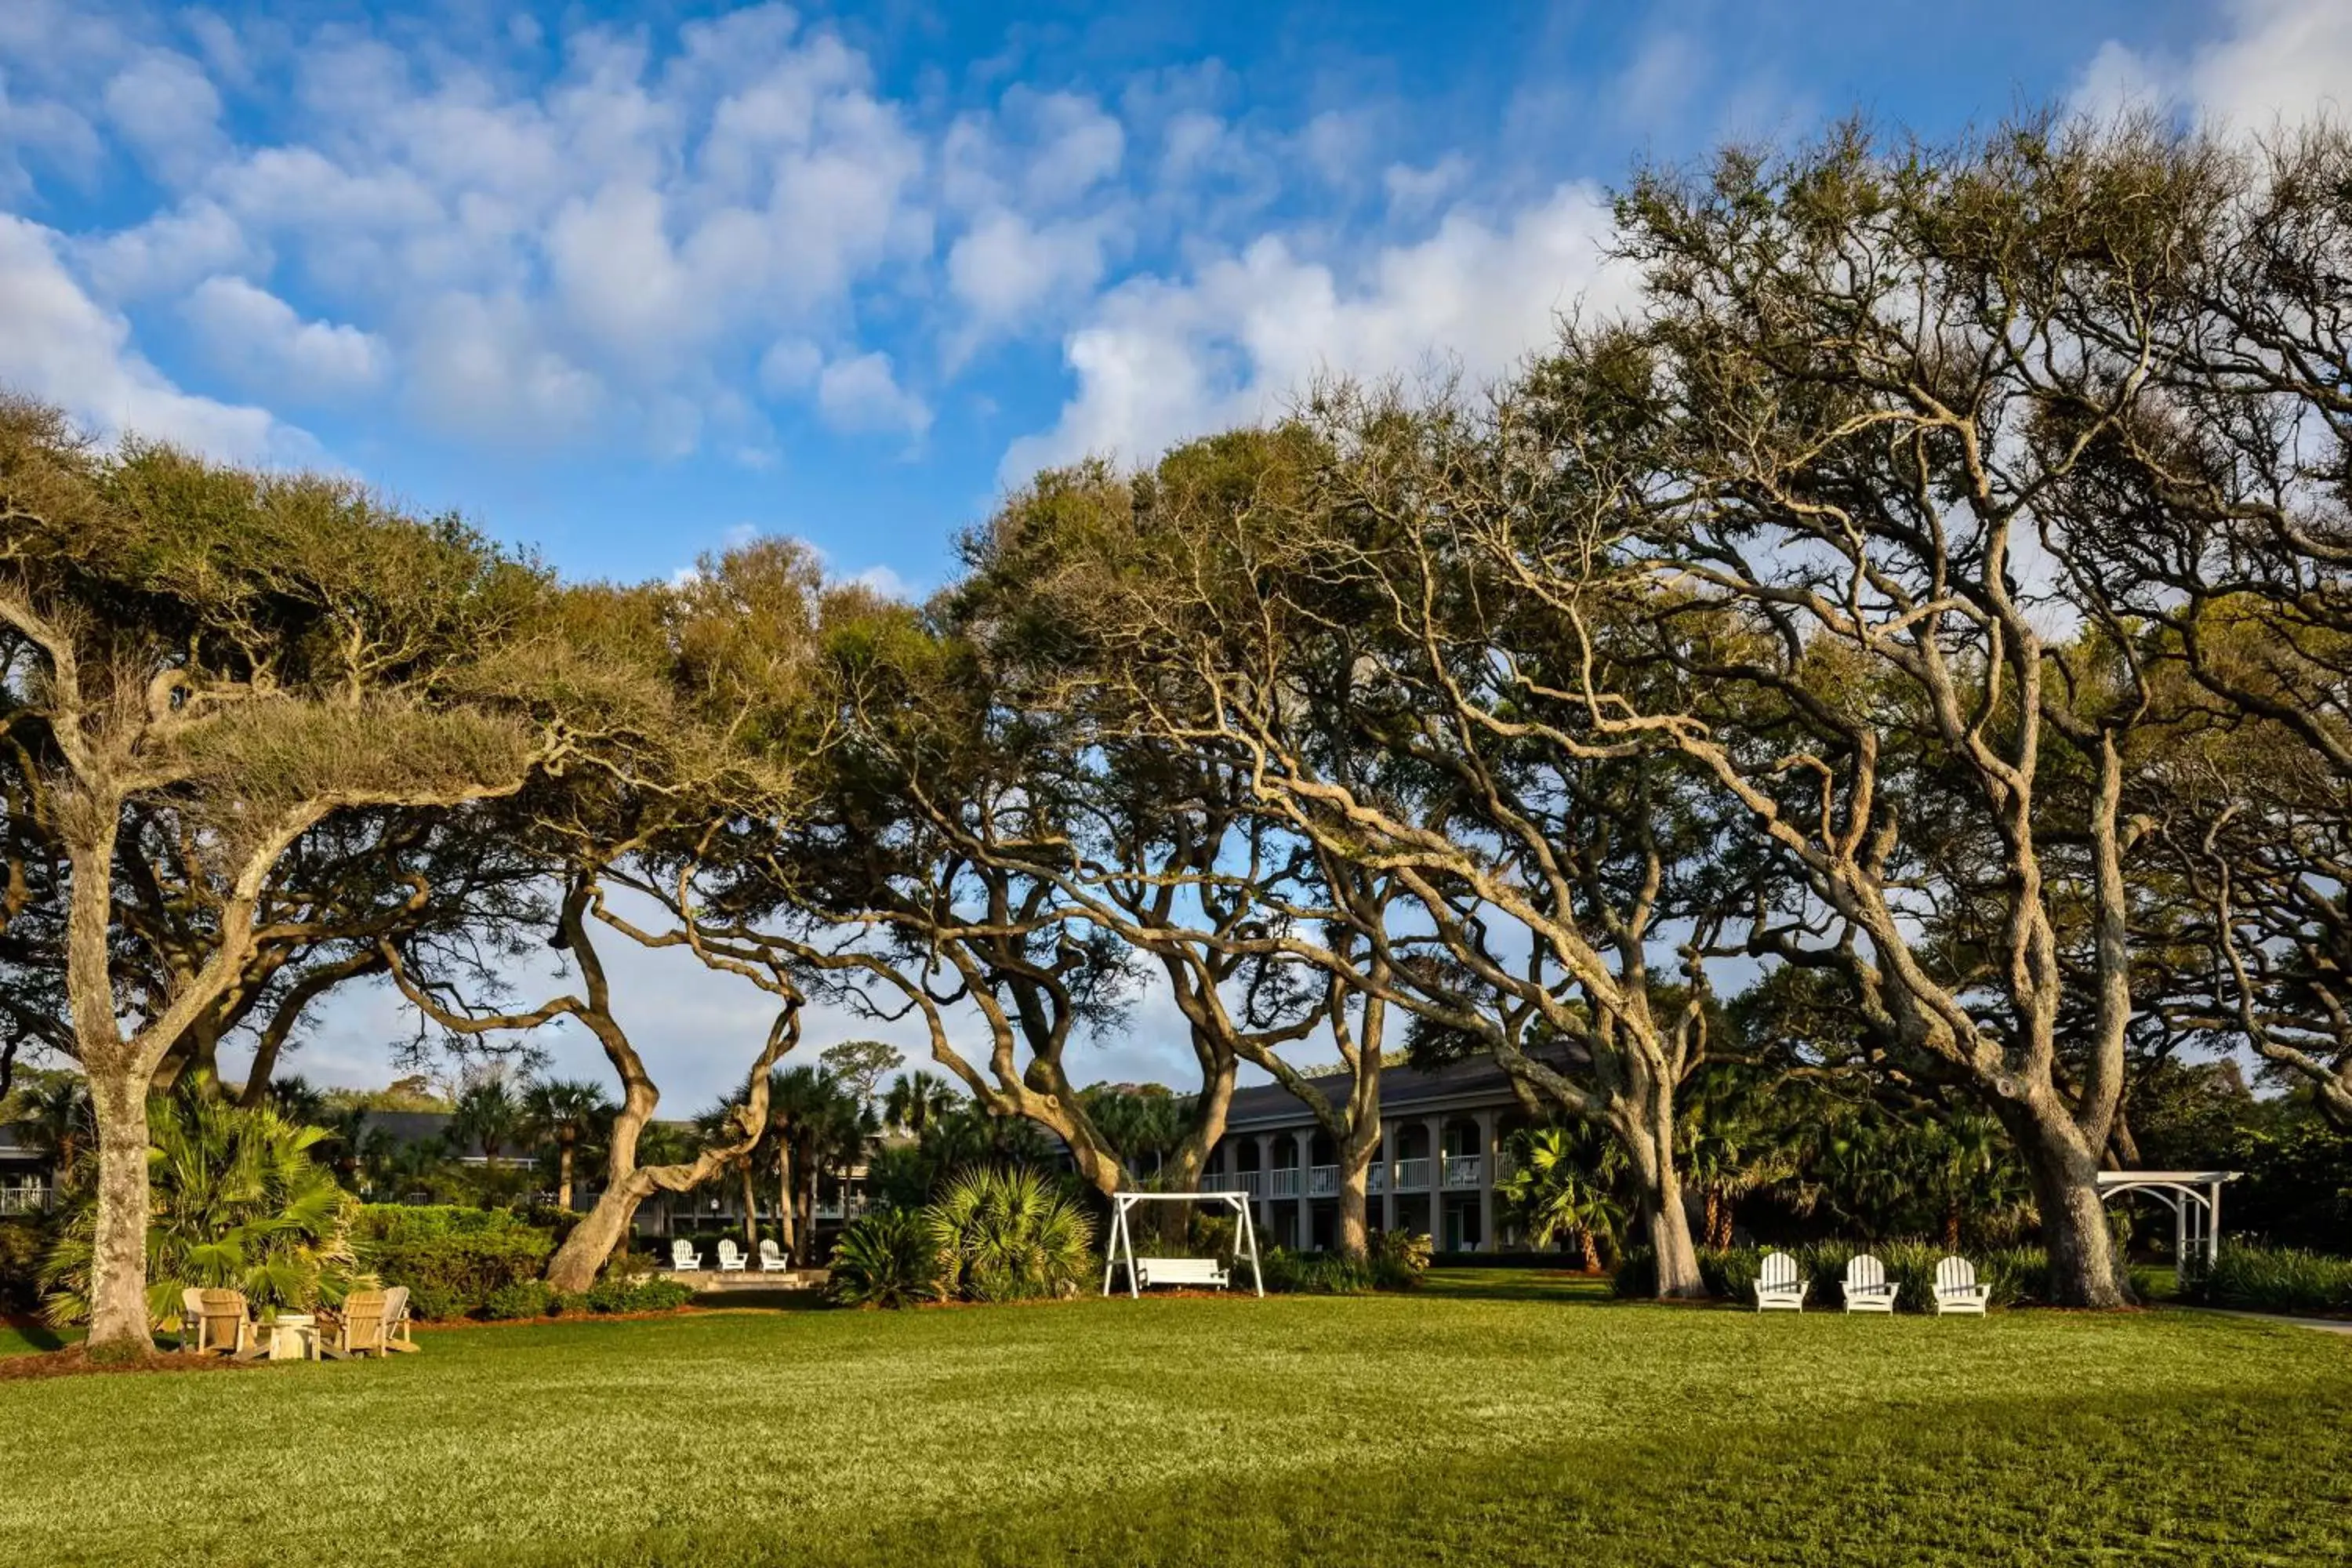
[
  {"xmin": 763, "ymin": 1065, "xmax": 873, "ymax": 1263},
  {"xmin": 882, "ymin": 1071, "xmax": 960, "ymax": 1138},
  {"xmin": 1497, "ymin": 1126, "xmax": 1625, "ymax": 1272},
  {"xmin": 521, "ymin": 1079, "xmax": 615, "ymax": 1210},
  {"xmin": 448, "ymin": 1078, "xmax": 521, "ymax": 1170},
  {"xmin": 41, "ymin": 1087, "xmax": 357, "ymax": 1329},
  {"xmin": 22, "ymin": 1073, "xmax": 92, "ymax": 1189},
  {"xmin": 692, "ymin": 1097, "xmax": 764, "ymax": 1253}
]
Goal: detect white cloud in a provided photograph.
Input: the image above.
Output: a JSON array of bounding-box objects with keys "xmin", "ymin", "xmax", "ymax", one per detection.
[
  {"xmin": 0, "ymin": 213, "xmax": 300, "ymax": 463},
  {"xmin": 75, "ymin": 198, "xmax": 256, "ymax": 299},
  {"xmin": 100, "ymin": 48, "xmax": 224, "ymax": 185},
  {"xmin": 816, "ymin": 350, "xmax": 930, "ymax": 437},
  {"xmin": 1004, "ymin": 183, "xmax": 1621, "ymax": 479},
  {"xmin": 403, "ymin": 290, "xmax": 601, "ymax": 445},
  {"xmin": 2077, "ymin": 0, "xmax": 2352, "ymax": 131},
  {"xmin": 946, "ymin": 208, "xmax": 1112, "ymax": 338},
  {"xmin": 182, "ymin": 274, "xmax": 387, "ymax": 398},
  {"xmin": 1383, "ymin": 155, "xmax": 1471, "ymax": 216}
]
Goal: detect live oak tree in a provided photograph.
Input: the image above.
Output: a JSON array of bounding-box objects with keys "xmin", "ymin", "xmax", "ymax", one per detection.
[
  {"xmin": 1486, "ymin": 118, "xmax": 2258, "ymax": 1305},
  {"xmin": 380, "ymin": 542, "xmax": 837, "ymax": 1293},
  {"xmin": 2048, "ymin": 123, "xmax": 2352, "ymax": 1130},
  {"xmin": 0, "ymin": 401, "xmax": 629, "ymax": 1353},
  {"xmin": 1002, "ymin": 426, "xmax": 1744, "ymax": 1294}
]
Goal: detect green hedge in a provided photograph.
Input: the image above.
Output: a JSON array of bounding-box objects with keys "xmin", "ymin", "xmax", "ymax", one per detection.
[
  {"xmin": 2183, "ymin": 1244, "xmax": 2352, "ymax": 1317},
  {"xmin": 354, "ymin": 1206, "xmax": 554, "ymax": 1320}
]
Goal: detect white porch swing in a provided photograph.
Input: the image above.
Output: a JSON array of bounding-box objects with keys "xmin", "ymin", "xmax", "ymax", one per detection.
[{"xmin": 1100, "ymin": 1191, "xmax": 1266, "ymax": 1298}]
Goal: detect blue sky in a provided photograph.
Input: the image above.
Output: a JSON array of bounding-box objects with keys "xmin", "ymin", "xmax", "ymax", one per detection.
[{"xmin": 3, "ymin": 0, "xmax": 2345, "ymax": 1102}]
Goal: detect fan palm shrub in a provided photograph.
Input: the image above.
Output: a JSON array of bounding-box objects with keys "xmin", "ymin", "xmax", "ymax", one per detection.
[
  {"xmin": 1498, "ymin": 1126, "xmax": 1624, "ymax": 1270},
  {"xmin": 829, "ymin": 1209, "xmax": 949, "ymax": 1308},
  {"xmin": 925, "ymin": 1166, "xmax": 1096, "ymax": 1302},
  {"xmin": 40, "ymin": 1085, "xmax": 357, "ymax": 1330}
]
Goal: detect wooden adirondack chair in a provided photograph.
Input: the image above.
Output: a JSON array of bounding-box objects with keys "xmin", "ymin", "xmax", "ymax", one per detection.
[
  {"xmin": 186, "ymin": 1288, "xmax": 256, "ymax": 1356},
  {"xmin": 381, "ymin": 1285, "xmax": 419, "ymax": 1351},
  {"xmin": 1842, "ymin": 1253, "xmax": 1900, "ymax": 1313},
  {"xmin": 1932, "ymin": 1255, "xmax": 1991, "ymax": 1316},
  {"xmin": 1754, "ymin": 1250, "xmax": 1807, "ymax": 1312},
  {"xmin": 670, "ymin": 1239, "xmax": 702, "ymax": 1272},
  {"xmin": 757, "ymin": 1238, "xmax": 793, "ymax": 1272},
  {"xmin": 714, "ymin": 1239, "xmax": 746, "ymax": 1272},
  {"xmin": 332, "ymin": 1289, "xmax": 392, "ymax": 1357}
]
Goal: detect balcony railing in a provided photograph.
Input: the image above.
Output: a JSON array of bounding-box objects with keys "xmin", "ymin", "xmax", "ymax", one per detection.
[
  {"xmin": 1269, "ymin": 1167, "xmax": 1300, "ymax": 1199},
  {"xmin": 1366, "ymin": 1163, "xmax": 1385, "ymax": 1196},
  {"xmin": 1205, "ymin": 1171, "xmax": 1262, "ymax": 1196},
  {"xmin": 1442, "ymin": 1155, "xmax": 1483, "ymax": 1189},
  {"xmin": 1392, "ymin": 1156, "xmax": 1431, "ymax": 1191},
  {"xmin": 1306, "ymin": 1164, "xmax": 1338, "ymax": 1197},
  {"xmin": 0, "ymin": 1185, "xmax": 50, "ymax": 1216}
]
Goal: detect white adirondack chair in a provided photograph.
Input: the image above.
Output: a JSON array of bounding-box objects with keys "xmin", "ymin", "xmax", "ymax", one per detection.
[
  {"xmin": 714, "ymin": 1239, "xmax": 747, "ymax": 1272},
  {"xmin": 1842, "ymin": 1252, "xmax": 1899, "ymax": 1313},
  {"xmin": 1932, "ymin": 1255, "xmax": 1991, "ymax": 1316},
  {"xmin": 670, "ymin": 1239, "xmax": 702, "ymax": 1272},
  {"xmin": 757, "ymin": 1238, "xmax": 793, "ymax": 1272},
  {"xmin": 1754, "ymin": 1250, "xmax": 1807, "ymax": 1312}
]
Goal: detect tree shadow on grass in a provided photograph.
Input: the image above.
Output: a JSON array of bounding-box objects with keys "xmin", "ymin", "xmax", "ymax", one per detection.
[{"xmin": 0, "ymin": 1320, "xmax": 71, "ymax": 1355}]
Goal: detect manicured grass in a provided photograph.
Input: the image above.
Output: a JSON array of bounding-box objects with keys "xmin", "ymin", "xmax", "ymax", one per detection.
[
  {"xmin": 5, "ymin": 1271, "xmax": 2347, "ymax": 1566},
  {"xmin": 0, "ymin": 1319, "xmax": 74, "ymax": 1356}
]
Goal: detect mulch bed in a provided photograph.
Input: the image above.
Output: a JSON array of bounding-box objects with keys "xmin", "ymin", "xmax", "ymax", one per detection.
[{"xmin": 0, "ymin": 1346, "xmax": 257, "ymax": 1383}]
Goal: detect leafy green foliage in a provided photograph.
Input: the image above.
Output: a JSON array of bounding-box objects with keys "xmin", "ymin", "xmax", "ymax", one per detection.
[
  {"xmin": 354, "ymin": 1204, "xmax": 554, "ymax": 1319},
  {"xmin": 828, "ymin": 1210, "xmax": 949, "ymax": 1308},
  {"xmin": 1254, "ymin": 1246, "xmax": 1373, "ymax": 1295},
  {"xmin": 2183, "ymin": 1244, "xmax": 2352, "ymax": 1316},
  {"xmin": 1368, "ymin": 1229, "xmax": 1433, "ymax": 1290},
  {"xmin": 1498, "ymin": 1125, "xmax": 1624, "ymax": 1269},
  {"xmin": 39, "ymin": 1087, "xmax": 357, "ymax": 1328},
  {"xmin": 0, "ymin": 1218, "xmax": 43, "ymax": 1312},
  {"xmin": 924, "ymin": 1166, "xmax": 1096, "ymax": 1302},
  {"xmin": 482, "ymin": 1279, "xmax": 557, "ymax": 1320}
]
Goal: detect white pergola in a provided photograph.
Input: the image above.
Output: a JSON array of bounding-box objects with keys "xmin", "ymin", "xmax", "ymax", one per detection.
[
  {"xmin": 2096, "ymin": 1170, "xmax": 2238, "ymax": 1268},
  {"xmin": 1101, "ymin": 1191, "xmax": 1265, "ymax": 1299}
]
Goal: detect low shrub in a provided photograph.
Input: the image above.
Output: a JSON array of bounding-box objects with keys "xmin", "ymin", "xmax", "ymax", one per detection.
[
  {"xmin": 361, "ymin": 1210, "xmax": 553, "ymax": 1319},
  {"xmin": 829, "ymin": 1210, "xmax": 949, "ymax": 1309},
  {"xmin": 0, "ymin": 1217, "xmax": 44, "ymax": 1313},
  {"xmin": 626, "ymin": 1279, "xmax": 695, "ymax": 1313},
  {"xmin": 1696, "ymin": 1246, "xmax": 1760, "ymax": 1302},
  {"xmin": 402, "ymin": 1283, "xmax": 463, "ymax": 1323},
  {"xmin": 481, "ymin": 1279, "xmax": 555, "ymax": 1320},
  {"xmin": 1369, "ymin": 1229, "xmax": 1433, "ymax": 1291},
  {"xmin": 1255, "ymin": 1246, "xmax": 1373, "ymax": 1295},
  {"xmin": 1610, "ymin": 1247, "xmax": 1657, "ymax": 1299},
  {"xmin": 2183, "ymin": 1244, "xmax": 2352, "ymax": 1316},
  {"xmin": 927, "ymin": 1167, "xmax": 1097, "ymax": 1303}
]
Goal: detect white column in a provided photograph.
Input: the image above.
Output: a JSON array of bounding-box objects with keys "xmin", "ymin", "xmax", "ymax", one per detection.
[
  {"xmin": 1378, "ymin": 1120, "xmax": 1396, "ymax": 1233},
  {"xmin": 1295, "ymin": 1131, "xmax": 1313, "ymax": 1252},
  {"xmin": 1254, "ymin": 1133, "xmax": 1275, "ymax": 1241},
  {"xmin": 1475, "ymin": 1110, "xmax": 1497, "ymax": 1254},
  {"xmin": 1426, "ymin": 1115, "xmax": 1446, "ymax": 1249}
]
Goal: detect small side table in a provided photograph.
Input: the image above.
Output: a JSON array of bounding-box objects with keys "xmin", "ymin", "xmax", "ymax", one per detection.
[{"xmin": 263, "ymin": 1312, "xmax": 318, "ymax": 1361}]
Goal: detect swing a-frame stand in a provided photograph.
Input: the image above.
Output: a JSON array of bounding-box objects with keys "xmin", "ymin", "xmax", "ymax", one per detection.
[{"xmin": 1101, "ymin": 1192, "xmax": 1265, "ymax": 1298}]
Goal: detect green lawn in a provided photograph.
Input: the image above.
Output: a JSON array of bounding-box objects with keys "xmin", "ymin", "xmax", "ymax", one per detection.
[{"xmin": 5, "ymin": 1271, "xmax": 2348, "ymax": 1567}]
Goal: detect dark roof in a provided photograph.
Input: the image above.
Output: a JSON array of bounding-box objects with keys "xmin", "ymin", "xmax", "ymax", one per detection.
[
  {"xmin": 1221, "ymin": 1047, "xmax": 1588, "ymax": 1131},
  {"xmin": 353, "ymin": 1110, "xmax": 695, "ymax": 1156}
]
